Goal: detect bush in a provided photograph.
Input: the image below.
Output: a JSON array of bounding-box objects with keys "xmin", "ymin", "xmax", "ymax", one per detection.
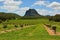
[
  {"xmin": 20, "ymin": 25, "xmax": 23, "ymax": 27},
  {"xmin": 25, "ymin": 24, "xmax": 26, "ymax": 26},
  {"xmin": 48, "ymin": 25, "xmax": 51, "ymax": 28},
  {"xmin": 52, "ymin": 25, "xmax": 56, "ymax": 34},
  {"xmin": 3, "ymin": 25, "xmax": 7, "ymax": 28},
  {"xmin": 0, "ymin": 20, "xmax": 2, "ymax": 23},
  {"xmin": 15, "ymin": 25, "xmax": 18, "ymax": 28},
  {"xmin": 46, "ymin": 24, "xmax": 51, "ymax": 28}
]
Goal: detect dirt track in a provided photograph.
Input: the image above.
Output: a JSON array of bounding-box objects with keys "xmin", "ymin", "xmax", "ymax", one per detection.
[
  {"xmin": 0, "ymin": 25, "xmax": 34, "ymax": 34},
  {"xmin": 44, "ymin": 25, "xmax": 60, "ymax": 35}
]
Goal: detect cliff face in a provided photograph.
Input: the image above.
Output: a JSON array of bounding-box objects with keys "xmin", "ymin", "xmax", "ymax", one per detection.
[{"xmin": 24, "ymin": 9, "xmax": 40, "ymax": 18}]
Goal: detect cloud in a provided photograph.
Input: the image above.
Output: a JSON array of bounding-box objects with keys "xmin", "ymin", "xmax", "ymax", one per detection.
[
  {"xmin": 0, "ymin": 0, "xmax": 60, "ymax": 16},
  {"xmin": 47, "ymin": 2, "xmax": 60, "ymax": 10},
  {"xmin": 0, "ymin": 0, "xmax": 4, "ymax": 2},
  {"xmin": 36, "ymin": 9, "xmax": 60, "ymax": 16},
  {"xmin": 0, "ymin": 0, "xmax": 22, "ymax": 12},
  {"xmin": 32, "ymin": 1, "xmax": 60, "ymax": 15},
  {"xmin": 36, "ymin": 9, "xmax": 52, "ymax": 15},
  {"xmin": 4, "ymin": 0, "xmax": 22, "ymax": 6},
  {"xmin": 32, "ymin": 1, "xmax": 45, "ymax": 6},
  {"xmin": 0, "ymin": 0, "xmax": 30, "ymax": 16},
  {"xmin": 15, "ymin": 7, "xmax": 30, "ymax": 16},
  {"xmin": 32, "ymin": 0, "xmax": 60, "ymax": 11},
  {"xmin": 0, "ymin": 6, "xmax": 20, "ymax": 12},
  {"xmin": 32, "ymin": 0, "xmax": 49, "ymax": 6}
]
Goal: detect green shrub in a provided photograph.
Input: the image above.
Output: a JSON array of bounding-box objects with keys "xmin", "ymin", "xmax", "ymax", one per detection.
[
  {"xmin": 0, "ymin": 20, "xmax": 2, "ymax": 23},
  {"xmin": 15, "ymin": 25, "xmax": 18, "ymax": 28},
  {"xmin": 3, "ymin": 25, "xmax": 7, "ymax": 28},
  {"xmin": 20, "ymin": 25, "xmax": 23, "ymax": 27}
]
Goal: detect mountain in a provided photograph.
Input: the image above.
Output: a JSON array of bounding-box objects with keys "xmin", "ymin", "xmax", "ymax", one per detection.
[{"xmin": 23, "ymin": 9, "xmax": 41, "ymax": 19}]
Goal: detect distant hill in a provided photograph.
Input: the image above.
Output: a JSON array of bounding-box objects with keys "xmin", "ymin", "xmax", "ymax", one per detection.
[
  {"xmin": 23, "ymin": 9, "xmax": 41, "ymax": 19},
  {"xmin": 0, "ymin": 12, "xmax": 21, "ymax": 21}
]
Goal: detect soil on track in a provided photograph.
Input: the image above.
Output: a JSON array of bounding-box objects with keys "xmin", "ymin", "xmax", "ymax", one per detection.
[{"xmin": 44, "ymin": 25, "xmax": 60, "ymax": 35}]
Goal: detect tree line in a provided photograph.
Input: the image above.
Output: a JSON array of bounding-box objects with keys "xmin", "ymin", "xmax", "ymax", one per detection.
[
  {"xmin": 0, "ymin": 12, "xmax": 60, "ymax": 23},
  {"xmin": 49, "ymin": 14, "xmax": 60, "ymax": 22},
  {"xmin": 0, "ymin": 12, "xmax": 21, "ymax": 23}
]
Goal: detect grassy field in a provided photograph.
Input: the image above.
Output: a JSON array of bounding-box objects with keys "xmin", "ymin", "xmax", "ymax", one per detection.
[{"xmin": 0, "ymin": 19, "xmax": 60, "ymax": 40}]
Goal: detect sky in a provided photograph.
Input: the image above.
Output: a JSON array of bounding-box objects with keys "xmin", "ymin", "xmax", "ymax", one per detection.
[{"xmin": 0, "ymin": 0, "xmax": 60, "ymax": 16}]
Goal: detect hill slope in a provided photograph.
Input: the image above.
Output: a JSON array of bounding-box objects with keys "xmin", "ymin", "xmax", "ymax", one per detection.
[{"xmin": 0, "ymin": 12, "xmax": 21, "ymax": 21}]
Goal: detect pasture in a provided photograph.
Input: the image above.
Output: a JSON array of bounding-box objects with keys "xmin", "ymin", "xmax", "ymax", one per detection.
[{"xmin": 0, "ymin": 19, "xmax": 60, "ymax": 40}]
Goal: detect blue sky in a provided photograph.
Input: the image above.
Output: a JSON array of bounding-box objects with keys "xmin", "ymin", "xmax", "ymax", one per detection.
[{"xmin": 0, "ymin": 0, "xmax": 60, "ymax": 16}]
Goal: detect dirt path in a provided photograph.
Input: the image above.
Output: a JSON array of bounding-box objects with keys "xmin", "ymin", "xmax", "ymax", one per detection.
[
  {"xmin": 0, "ymin": 25, "xmax": 34, "ymax": 34},
  {"xmin": 44, "ymin": 25, "xmax": 60, "ymax": 35}
]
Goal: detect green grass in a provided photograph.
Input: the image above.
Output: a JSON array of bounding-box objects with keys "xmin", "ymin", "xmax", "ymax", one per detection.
[
  {"xmin": 0, "ymin": 24, "xmax": 48, "ymax": 40},
  {"xmin": 0, "ymin": 19, "xmax": 60, "ymax": 40},
  {"xmin": 0, "ymin": 24, "xmax": 60, "ymax": 40}
]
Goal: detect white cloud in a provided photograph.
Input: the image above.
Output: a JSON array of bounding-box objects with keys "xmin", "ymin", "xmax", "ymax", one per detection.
[
  {"xmin": 32, "ymin": 0, "xmax": 49, "ymax": 6},
  {"xmin": 47, "ymin": 2, "xmax": 60, "ymax": 10},
  {"xmin": 4, "ymin": 0, "xmax": 22, "ymax": 6},
  {"xmin": 15, "ymin": 7, "xmax": 30, "ymax": 16},
  {"xmin": 0, "ymin": 0, "xmax": 30, "ymax": 16},
  {"xmin": 0, "ymin": 0, "xmax": 4, "ymax": 2},
  {"xmin": 0, "ymin": 0, "xmax": 22, "ymax": 12},
  {"xmin": 36, "ymin": 9, "xmax": 52, "ymax": 15},
  {"xmin": 32, "ymin": 1, "xmax": 46, "ymax": 6},
  {"xmin": 36, "ymin": 9, "xmax": 60, "ymax": 16},
  {"xmin": 33, "ymin": 1, "xmax": 60, "ymax": 11},
  {"xmin": 32, "ymin": 1, "xmax": 60, "ymax": 15},
  {"xmin": 1, "ymin": 0, "xmax": 60, "ymax": 16},
  {"xmin": 0, "ymin": 6, "xmax": 20, "ymax": 12}
]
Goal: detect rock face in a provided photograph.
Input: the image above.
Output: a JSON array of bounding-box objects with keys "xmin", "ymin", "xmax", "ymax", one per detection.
[{"xmin": 24, "ymin": 9, "xmax": 40, "ymax": 18}]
